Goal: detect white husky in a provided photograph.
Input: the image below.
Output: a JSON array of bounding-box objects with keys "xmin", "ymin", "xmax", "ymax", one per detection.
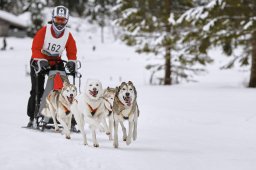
[{"xmin": 71, "ymin": 79, "xmax": 109, "ymax": 147}]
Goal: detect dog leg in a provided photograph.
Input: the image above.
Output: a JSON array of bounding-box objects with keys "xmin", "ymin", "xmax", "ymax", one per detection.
[
  {"xmin": 72, "ymin": 110, "xmax": 88, "ymax": 145},
  {"xmin": 67, "ymin": 114, "xmax": 72, "ymax": 132},
  {"xmin": 92, "ymin": 128, "xmax": 99, "ymax": 147},
  {"xmin": 126, "ymin": 120, "xmax": 134, "ymax": 145},
  {"xmin": 113, "ymin": 119, "xmax": 119, "ymax": 148},
  {"xmin": 47, "ymin": 100, "xmax": 59, "ymax": 132},
  {"xmin": 133, "ymin": 120, "xmax": 137, "ymax": 141},
  {"xmin": 102, "ymin": 118, "xmax": 110, "ymax": 135},
  {"xmin": 120, "ymin": 121, "xmax": 127, "ymax": 141},
  {"xmin": 57, "ymin": 115, "xmax": 71, "ymax": 139},
  {"xmin": 133, "ymin": 109, "xmax": 138, "ymax": 141},
  {"xmin": 108, "ymin": 117, "xmax": 113, "ymax": 140},
  {"xmin": 99, "ymin": 124, "xmax": 105, "ymax": 132}
]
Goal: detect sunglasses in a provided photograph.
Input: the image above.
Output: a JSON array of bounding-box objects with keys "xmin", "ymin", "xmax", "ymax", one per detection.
[{"xmin": 53, "ymin": 17, "xmax": 68, "ymax": 24}]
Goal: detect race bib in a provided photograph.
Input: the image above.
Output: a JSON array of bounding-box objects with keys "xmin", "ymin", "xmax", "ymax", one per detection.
[{"xmin": 42, "ymin": 24, "xmax": 69, "ymax": 57}]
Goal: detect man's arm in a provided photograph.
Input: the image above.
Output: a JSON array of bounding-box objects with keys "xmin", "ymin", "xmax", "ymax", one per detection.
[
  {"xmin": 31, "ymin": 26, "xmax": 47, "ymax": 59},
  {"xmin": 66, "ymin": 33, "xmax": 77, "ymax": 60}
]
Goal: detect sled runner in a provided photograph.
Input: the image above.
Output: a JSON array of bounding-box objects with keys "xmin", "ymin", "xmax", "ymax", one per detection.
[{"xmin": 28, "ymin": 59, "xmax": 82, "ymax": 132}]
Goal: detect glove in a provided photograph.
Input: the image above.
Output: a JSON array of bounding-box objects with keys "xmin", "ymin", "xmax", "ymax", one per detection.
[
  {"xmin": 31, "ymin": 59, "xmax": 50, "ymax": 73},
  {"xmin": 39, "ymin": 60, "xmax": 50, "ymax": 71},
  {"xmin": 66, "ymin": 61, "xmax": 76, "ymax": 73}
]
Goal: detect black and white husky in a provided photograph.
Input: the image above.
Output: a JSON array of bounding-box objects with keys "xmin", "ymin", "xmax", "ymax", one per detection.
[
  {"xmin": 112, "ymin": 81, "xmax": 139, "ymax": 148},
  {"xmin": 41, "ymin": 82, "xmax": 77, "ymax": 139},
  {"xmin": 71, "ymin": 79, "xmax": 109, "ymax": 147}
]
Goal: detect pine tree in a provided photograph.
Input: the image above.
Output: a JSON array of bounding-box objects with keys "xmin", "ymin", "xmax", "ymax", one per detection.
[
  {"xmin": 115, "ymin": 0, "xmax": 212, "ymax": 85},
  {"xmin": 178, "ymin": 0, "xmax": 256, "ymax": 87},
  {"xmin": 27, "ymin": 0, "xmax": 45, "ymax": 37},
  {"xmin": 86, "ymin": 0, "xmax": 117, "ymax": 43}
]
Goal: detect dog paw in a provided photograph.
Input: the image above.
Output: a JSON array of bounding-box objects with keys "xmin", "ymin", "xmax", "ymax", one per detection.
[
  {"xmin": 66, "ymin": 136, "xmax": 71, "ymax": 139},
  {"xmin": 113, "ymin": 143, "xmax": 119, "ymax": 148},
  {"xmin": 55, "ymin": 128, "xmax": 60, "ymax": 132},
  {"xmin": 93, "ymin": 143, "xmax": 99, "ymax": 147},
  {"xmin": 126, "ymin": 139, "xmax": 131, "ymax": 145},
  {"xmin": 123, "ymin": 137, "xmax": 127, "ymax": 141},
  {"xmin": 133, "ymin": 135, "xmax": 137, "ymax": 141}
]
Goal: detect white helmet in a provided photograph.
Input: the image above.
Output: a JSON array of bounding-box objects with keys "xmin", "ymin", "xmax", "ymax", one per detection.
[{"xmin": 52, "ymin": 6, "xmax": 69, "ymax": 32}]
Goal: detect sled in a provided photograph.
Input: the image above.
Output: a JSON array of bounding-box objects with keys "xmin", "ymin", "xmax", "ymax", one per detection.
[{"xmin": 29, "ymin": 59, "xmax": 82, "ymax": 132}]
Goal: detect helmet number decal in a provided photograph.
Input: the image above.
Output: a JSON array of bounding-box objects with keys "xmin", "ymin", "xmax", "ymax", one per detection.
[{"xmin": 47, "ymin": 43, "xmax": 61, "ymax": 53}]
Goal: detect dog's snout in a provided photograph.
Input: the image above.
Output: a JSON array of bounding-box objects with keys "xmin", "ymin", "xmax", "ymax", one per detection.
[
  {"xmin": 125, "ymin": 92, "xmax": 130, "ymax": 97},
  {"xmin": 70, "ymin": 94, "xmax": 73, "ymax": 97},
  {"xmin": 93, "ymin": 88, "xmax": 97, "ymax": 91}
]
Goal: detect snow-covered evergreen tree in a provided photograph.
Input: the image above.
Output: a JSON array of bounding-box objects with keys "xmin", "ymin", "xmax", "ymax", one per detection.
[
  {"xmin": 178, "ymin": 0, "xmax": 256, "ymax": 87},
  {"xmin": 27, "ymin": 0, "xmax": 45, "ymax": 37},
  {"xmin": 85, "ymin": 0, "xmax": 117, "ymax": 43},
  {"xmin": 115, "ymin": 0, "xmax": 212, "ymax": 85}
]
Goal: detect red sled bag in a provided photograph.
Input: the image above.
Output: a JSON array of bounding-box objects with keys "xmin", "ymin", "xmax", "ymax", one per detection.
[{"xmin": 53, "ymin": 72, "xmax": 63, "ymax": 90}]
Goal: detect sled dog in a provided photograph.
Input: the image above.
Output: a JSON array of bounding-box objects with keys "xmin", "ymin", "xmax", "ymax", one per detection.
[
  {"xmin": 71, "ymin": 79, "xmax": 109, "ymax": 147},
  {"xmin": 113, "ymin": 81, "xmax": 139, "ymax": 148},
  {"xmin": 41, "ymin": 82, "xmax": 77, "ymax": 139},
  {"xmin": 102, "ymin": 87, "xmax": 116, "ymax": 140}
]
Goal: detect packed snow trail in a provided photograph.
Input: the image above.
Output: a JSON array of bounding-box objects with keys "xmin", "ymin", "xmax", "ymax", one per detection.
[{"xmin": 0, "ymin": 35, "xmax": 256, "ymax": 170}]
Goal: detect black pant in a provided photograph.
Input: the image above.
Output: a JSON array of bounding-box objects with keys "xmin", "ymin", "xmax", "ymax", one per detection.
[{"xmin": 27, "ymin": 61, "xmax": 45, "ymax": 120}]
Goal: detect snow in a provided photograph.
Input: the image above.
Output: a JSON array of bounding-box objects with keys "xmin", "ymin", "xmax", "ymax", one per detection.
[
  {"xmin": 0, "ymin": 10, "xmax": 28, "ymax": 28},
  {"xmin": 0, "ymin": 18, "xmax": 256, "ymax": 170}
]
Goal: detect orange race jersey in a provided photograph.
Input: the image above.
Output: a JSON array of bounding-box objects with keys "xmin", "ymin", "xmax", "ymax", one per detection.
[{"xmin": 31, "ymin": 25, "xmax": 77, "ymax": 65}]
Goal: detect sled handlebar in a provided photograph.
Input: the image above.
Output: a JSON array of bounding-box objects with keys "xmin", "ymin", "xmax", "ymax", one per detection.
[{"xmin": 32, "ymin": 59, "xmax": 82, "ymax": 77}]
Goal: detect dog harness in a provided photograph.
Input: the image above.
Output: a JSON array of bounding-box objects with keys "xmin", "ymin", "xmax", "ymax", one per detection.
[
  {"xmin": 114, "ymin": 96, "xmax": 138, "ymax": 120},
  {"xmin": 87, "ymin": 103, "xmax": 99, "ymax": 116},
  {"xmin": 62, "ymin": 104, "xmax": 70, "ymax": 115},
  {"xmin": 102, "ymin": 97, "xmax": 113, "ymax": 116}
]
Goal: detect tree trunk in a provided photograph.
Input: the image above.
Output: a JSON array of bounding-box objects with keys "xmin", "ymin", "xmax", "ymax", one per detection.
[
  {"xmin": 163, "ymin": 0, "xmax": 172, "ymax": 85},
  {"xmin": 249, "ymin": 32, "xmax": 256, "ymax": 87},
  {"xmin": 101, "ymin": 26, "xmax": 104, "ymax": 44},
  {"xmin": 164, "ymin": 47, "xmax": 172, "ymax": 85}
]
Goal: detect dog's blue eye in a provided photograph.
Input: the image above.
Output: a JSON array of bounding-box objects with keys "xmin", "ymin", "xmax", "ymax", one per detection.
[
  {"xmin": 122, "ymin": 88, "xmax": 125, "ymax": 90},
  {"xmin": 129, "ymin": 88, "xmax": 133, "ymax": 91}
]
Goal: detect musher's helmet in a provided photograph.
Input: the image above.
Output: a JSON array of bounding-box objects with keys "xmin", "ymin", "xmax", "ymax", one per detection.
[{"xmin": 52, "ymin": 6, "xmax": 69, "ymax": 32}]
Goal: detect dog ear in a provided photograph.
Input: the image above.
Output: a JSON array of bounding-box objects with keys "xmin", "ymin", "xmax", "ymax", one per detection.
[
  {"xmin": 63, "ymin": 81, "xmax": 69, "ymax": 87},
  {"xmin": 120, "ymin": 82, "xmax": 126, "ymax": 87},
  {"xmin": 115, "ymin": 86, "xmax": 120, "ymax": 95},
  {"xmin": 129, "ymin": 81, "xmax": 137, "ymax": 98},
  {"xmin": 133, "ymin": 85, "xmax": 137, "ymax": 98},
  {"xmin": 73, "ymin": 84, "xmax": 77, "ymax": 91},
  {"xmin": 128, "ymin": 81, "xmax": 133, "ymax": 85}
]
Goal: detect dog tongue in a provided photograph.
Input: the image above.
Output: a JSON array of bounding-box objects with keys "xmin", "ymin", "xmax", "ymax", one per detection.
[
  {"xmin": 67, "ymin": 96, "xmax": 73, "ymax": 104},
  {"xmin": 125, "ymin": 97, "xmax": 131, "ymax": 106},
  {"xmin": 90, "ymin": 90, "xmax": 98, "ymax": 97}
]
